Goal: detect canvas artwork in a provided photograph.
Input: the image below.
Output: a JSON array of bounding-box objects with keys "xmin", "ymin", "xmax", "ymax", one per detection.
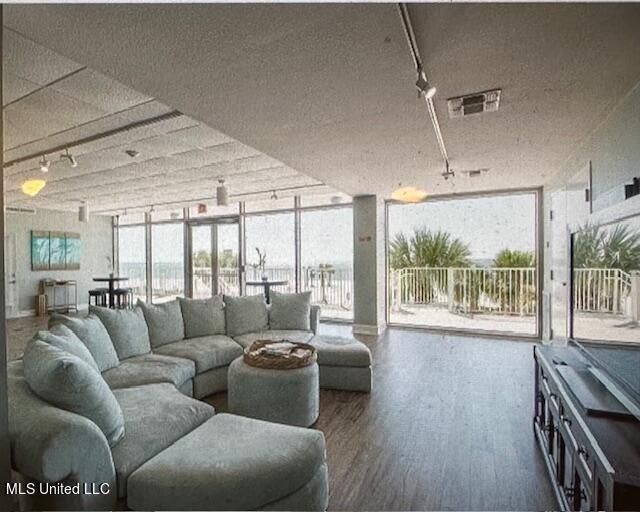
[
  {"xmin": 65, "ymin": 233, "xmax": 81, "ymax": 270},
  {"xmin": 31, "ymin": 231, "xmax": 82, "ymax": 270},
  {"xmin": 49, "ymin": 231, "xmax": 66, "ymax": 270},
  {"xmin": 31, "ymin": 231, "xmax": 51, "ymax": 270}
]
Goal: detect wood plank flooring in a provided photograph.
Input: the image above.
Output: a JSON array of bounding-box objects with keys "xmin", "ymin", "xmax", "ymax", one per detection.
[
  {"xmin": 7, "ymin": 316, "xmax": 556, "ymax": 510},
  {"xmin": 209, "ymin": 323, "xmax": 556, "ymax": 511}
]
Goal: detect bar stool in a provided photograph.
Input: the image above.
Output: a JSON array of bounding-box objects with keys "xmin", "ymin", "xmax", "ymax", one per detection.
[
  {"xmin": 88, "ymin": 288, "xmax": 108, "ymax": 307},
  {"xmin": 114, "ymin": 287, "xmax": 134, "ymax": 309}
]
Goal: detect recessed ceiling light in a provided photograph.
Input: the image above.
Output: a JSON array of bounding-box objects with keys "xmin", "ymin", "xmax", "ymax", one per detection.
[
  {"xmin": 39, "ymin": 155, "xmax": 50, "ymax": 173},
  {"xmin": 391, "ymin": 186, "xmax": 427, "ymax": 203},
  {"xmin": 21, "ymin": 179, "xmax": 46, "ymax": 197}
]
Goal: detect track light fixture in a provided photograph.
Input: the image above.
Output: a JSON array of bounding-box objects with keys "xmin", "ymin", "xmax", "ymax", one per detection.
[
  {"xmin": 415, "ymin": 68, "xmax": 436, "ymax": 99},
  {"xmin": 270, "ymin": 190, "xmax": 278, "ymax": 200},
  {"xmin": 39, "ymin": 155, "xmax": 50, "ymax": 173},
  {"xmin": 61, "ymin": 148, "xmax": 78, "ymax": 168},
  {"xmin": 216, "ymin": 179, "xmax": 229, "ymax": 206}
]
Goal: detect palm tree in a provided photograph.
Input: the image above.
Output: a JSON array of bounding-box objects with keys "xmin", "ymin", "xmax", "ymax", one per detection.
[
  {"xmin": 574, "ymin": 223, "xmax": 640, "ymax": 272},
  {"xmin": 491, "ymin": 249, "xmax": 536, "ymax": 314},
  {"xmin": 493, "ymin": 249, "xmax": 535, "ymax": 268},
  {"xmin": 389, "ymin": 228, "xmax": 471, "ymax": 269},
  {"xmin": 390, "ymin": 228, "xmax": 471, "ymax": 307}
]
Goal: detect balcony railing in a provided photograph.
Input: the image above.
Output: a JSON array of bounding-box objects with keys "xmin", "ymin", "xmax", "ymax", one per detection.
[{"xmin": 391, "ymin": 267, "xmax": 538, "ymax": 316}]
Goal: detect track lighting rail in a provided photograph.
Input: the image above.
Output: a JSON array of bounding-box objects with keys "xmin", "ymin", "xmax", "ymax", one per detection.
[{"xmin": 3, "ymin": 110, "xmax": 183, "ymax": 169}]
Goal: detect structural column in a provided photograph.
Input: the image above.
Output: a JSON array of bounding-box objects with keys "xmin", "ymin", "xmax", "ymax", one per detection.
[{"xmin": 352, "ymin": 195, "xmax": 386, "ymax": 335}]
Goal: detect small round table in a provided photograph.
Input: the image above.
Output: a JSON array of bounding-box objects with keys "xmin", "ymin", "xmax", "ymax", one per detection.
[
  {"xmin": 228, "ymin": 341, "xmax": 319, "ymax": 427},
  {"xmin": 245, "ymin": 279, "xmax": 288, "ymax": 304}
]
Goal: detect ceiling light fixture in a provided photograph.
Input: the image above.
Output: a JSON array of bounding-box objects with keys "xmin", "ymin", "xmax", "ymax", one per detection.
[
  {"xmin": 398, "ymin": 4, "xmax": 450, "ymax": 174},
  {"xmin": 125, "ymin": 149, "xmax": 140, "ymax": 158},
  {"xmin": 216, "ymin": 179, "xmax": 229, "ymax": 206},
  {"xmin": 391, "ymin": 186, "xmax": 427, "ymax": 203},
  {"xmin": 415, "ymin": 68, "xmax": 436, "ymax": 99},
  {"xmin": 21, "ymin": 179, "xmax": 46, "ymax": 197},
  {"xmin": 61, "ymin": 148, "xmax": 78, "ymax": 168},
  {"xmin": 39, "ymin": 155, "xmax": 50, "ymax": 173},
  {"xmin": 270, "ymin": 190, "xmax": 278, "ymax": 200},
  {"xmin": 79, "ymin": 201, "xmax": 89, "ymax": 223}
]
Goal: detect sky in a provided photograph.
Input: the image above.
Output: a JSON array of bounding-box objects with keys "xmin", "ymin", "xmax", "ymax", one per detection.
[{"xmin": 119, "ymin": 193, "xmax": 536, "ymax": 267}]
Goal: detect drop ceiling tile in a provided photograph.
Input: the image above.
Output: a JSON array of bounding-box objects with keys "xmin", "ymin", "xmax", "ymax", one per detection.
[
  {"xmin": 48, "ymin": 68, "xmax": 151, "ymax": 113},
  {"xmin": 4, "ymin": 87, "xmax": 108, "ymax": 149},
  {"xmin": 167, "ymin": 124, "xmax": 234, "ymax": 149},
  {"xmin": 2, "ymin": 71, "xmax": 40, "ymax": 105},
  {"xmin": 3, "ymin": 29, "xmax": 83, "ymax": 86}
]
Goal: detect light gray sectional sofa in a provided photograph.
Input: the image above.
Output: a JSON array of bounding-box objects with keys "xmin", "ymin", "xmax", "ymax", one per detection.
[{"xmin": 7, "ymin": 292, "xmax": 372, "ymax": 511}]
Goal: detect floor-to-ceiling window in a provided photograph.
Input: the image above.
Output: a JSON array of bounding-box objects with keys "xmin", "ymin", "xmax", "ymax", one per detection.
[
  {"xmin": 115, "ymin": 197, "xmax": 354, "ymax": 320},
  {"xmin": 245, "ymin": 212, "xmax": 296, "ymax": 294},
  {"xmin": 151, "ymin": 223, "xmax": 185, "ymax": 303},
  {"xmin": 387, "ymin": 191, "xmax": 540, "ymax": 336},
  {"xmin": 301, "ymin": 206, "xmax": 354, "ymax": 320},
  {"xmin": 117, "ymin": 224, "xmax": 147, "ymax": 301}
]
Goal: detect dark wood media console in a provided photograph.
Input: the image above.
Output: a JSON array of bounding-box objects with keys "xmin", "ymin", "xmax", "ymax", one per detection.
[{"xmin": 534, "ymin": 345, "xmax": 640, "ymax": 511}]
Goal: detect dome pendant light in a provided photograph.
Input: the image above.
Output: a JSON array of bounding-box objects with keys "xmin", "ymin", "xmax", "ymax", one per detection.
[
  {"xmin": 216, "ymin": 179, "xmax": 229, "ymax": 206},
  {"xmin": 21, "ymin": 179, "xmax": 46, "ymax": 197},
  {"xmin": 79, "ymin": 201, "xmax": 89, "ymax": 223}
]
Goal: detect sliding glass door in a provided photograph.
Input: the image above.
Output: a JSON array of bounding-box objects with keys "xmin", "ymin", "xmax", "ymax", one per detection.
[
  {"xmin": 387, "ymin": 191, "xmax": 540, "ymax": 336},
  {"xmin": 188, "ymin": 219, "xmax": 240, "ymax": 298}
]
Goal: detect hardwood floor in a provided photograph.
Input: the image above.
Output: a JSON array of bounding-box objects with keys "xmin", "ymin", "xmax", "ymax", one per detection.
[
  {"xmin": 7, "ymin": 316, "xmax": 556, "ymax": 510},
  {"xmin": 210, "ymin": 323, "xmax": 556, "ymax": 511}
]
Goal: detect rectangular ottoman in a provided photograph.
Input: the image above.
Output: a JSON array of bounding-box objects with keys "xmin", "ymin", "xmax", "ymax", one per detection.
[
  {"xmin": 127, "ymin": 413, "xmax": 328, "ymax": 511},
  {"xmin": 309, "ymin": 335, "xmax": 372, "ymax": 392}
]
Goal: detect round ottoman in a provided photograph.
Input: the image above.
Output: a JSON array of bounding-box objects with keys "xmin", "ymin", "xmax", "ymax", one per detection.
[{"xmin": 228, "ymin": 357, "xmax": 319, "ymax": 427}]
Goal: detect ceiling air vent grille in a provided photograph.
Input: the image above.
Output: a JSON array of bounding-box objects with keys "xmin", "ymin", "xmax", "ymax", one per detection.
[
  {"xmin": 6, "ymin": 206, "xmax": 36, "ymax": 215},
  {"xmin": 448, "ymin": 89, "xmax": 501, "ymax": 119}
]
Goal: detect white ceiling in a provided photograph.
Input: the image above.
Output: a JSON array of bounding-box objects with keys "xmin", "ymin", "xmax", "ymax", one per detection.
[
  {"xmin": 2, "ymin": 28, "xmax": 331, "ymax": 214},
  {"xmin": 4, "ymin": 4, "xmax": 640, "ymax": 206}
]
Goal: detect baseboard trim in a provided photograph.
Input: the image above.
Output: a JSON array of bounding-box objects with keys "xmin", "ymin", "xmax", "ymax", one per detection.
[
  {"xmin": 352, "ymin": 323, "xmax": 386, "ymax": 336},
  {"xmin": 9, "ymin": 304, "xmax": 89, "ymax": 320}
]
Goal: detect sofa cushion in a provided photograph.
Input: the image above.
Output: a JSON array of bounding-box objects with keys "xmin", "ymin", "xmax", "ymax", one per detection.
[
  {"xmin": 269, "ymin": 291, "xmax": 311, "ymax": 331},
  {"xmin": 22, "ymin": 338, "xmax": 124, "ymax": 447},
  {"xmin": 154, "ymin": 335, "xmax": 242, "ymax": 373},
  {"xmin": 224, "ymin": 294, "xmax": 268, "ymax": 337},
  {"xmin": 102, "ymin": 353, "xmax": 195, "ymax": 390},
  {"xmin": 127, "ymin": 413, "xmax": 326, "ymax": 511},
  {"xmin": 137, "ymin": 299, "xmax": 185, "ymax": 348},
  {"xmin": 178, "ymin": 296, "xmax": 225, "ymax": 338},
  {"xmin": 111, "ymin": 383, "xmax": 214, "ymax": 498},
  {"xmin": 233, "ymin": 330, "xmax": 314, "ymax": 349},
  {"xmin": 309, "ymin": 335, "xmax": 372, "ymax": 367},
  {"xmin": 36, "ymin": 324, "xmax": 99, "ymax": 372},
  {"xmin": 49, "ymin": 313, "xmax": 119, "ymax": 371},
  {"xmin": 89, "ymin": 306, "xmax": 151, "ymax": 360}
]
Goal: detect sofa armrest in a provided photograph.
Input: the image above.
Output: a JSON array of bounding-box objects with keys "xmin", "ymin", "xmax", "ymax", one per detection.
[
  {"xmin": 7, "ymin": 362, "xmax": 117, "ymax": 510},
  {"xmin": 310, "ymin": 305, "xmax": 321, "ymax": 335}
]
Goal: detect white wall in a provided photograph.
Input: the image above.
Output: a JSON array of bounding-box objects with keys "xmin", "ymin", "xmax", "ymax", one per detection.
[
  {"xmin": 544, "ymin": 81, "xmax": 640, "ymax": 341},
  {"xmin": 5, "ymin": 208, "xmax": 113, "ymax": 315}
]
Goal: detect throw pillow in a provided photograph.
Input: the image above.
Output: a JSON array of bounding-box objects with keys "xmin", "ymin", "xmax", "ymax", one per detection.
[
  {"xmin": 224, "ymin": 294, "xmax": 268, "ymax": 337},
  {"xmin": 89, "ymin": 305, "xmax": 151, "ymax": 360},
  {"xmin": 23, "ymin": 338, "xmax": 125, "ymax": 447},
  {"xmin": 137, "ymin": 299, "xmax": 185, "ymax": 348},
  {"xmin": 49, "ymin": 313, "xmax": 119, "ymax": 371},
  {"xmin": 269, "ymin": 291, "xmax": 312, "ymax": 331},
  {"xmin": 178, "ymin": 295, "xmax": 225, "ymax": 338},
  {"xmin": 36, "ymin": 324, "xmax": 100, "ymax": 372}
]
